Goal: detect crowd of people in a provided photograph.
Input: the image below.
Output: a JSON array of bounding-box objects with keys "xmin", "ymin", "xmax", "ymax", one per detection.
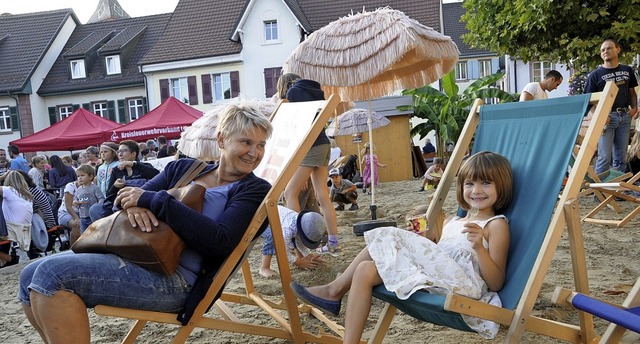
[{"xmin": 0, "ymin": 136, "xmax": 178, "ymax": 267}]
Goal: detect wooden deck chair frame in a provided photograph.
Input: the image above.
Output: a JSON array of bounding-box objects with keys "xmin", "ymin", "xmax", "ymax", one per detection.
[
  {"xmin": 582, "ymin": 171, "xmax": 640, "ymax": 227},
  {"xmin": 574, "ymin": 146, "xmax": 632, "ymax": 214},
  {"xmin": 94, "ymin": 95, "xmax": 345, "ymax": 343},
  {"xmin": 365, "ymin": 81, "xmax": 619, "ymax": 344},
  {"xmin": 553, "ymin": 276, "xmax": 640, "ymax": 343}
]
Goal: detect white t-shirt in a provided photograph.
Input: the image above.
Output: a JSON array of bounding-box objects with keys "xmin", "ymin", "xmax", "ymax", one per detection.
[
  {"xmin": 2, "ymin": 186, "xmax": 33, "ymax": 225},
  {"xmin": 519, "ymin": 82, "xmax": 547, "ymax": 101}
]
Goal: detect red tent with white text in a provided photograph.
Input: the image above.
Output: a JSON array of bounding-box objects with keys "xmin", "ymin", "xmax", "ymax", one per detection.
[
  {"xmin": 10, "ymin": 108, "xmax": 121, "ymax": 152},
  {"xmin": 109, "ymin": 97, "xmax": 203, "ymax": 142}
]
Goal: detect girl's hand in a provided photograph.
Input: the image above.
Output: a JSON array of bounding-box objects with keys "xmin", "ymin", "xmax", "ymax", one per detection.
[
  {"xmin": 462, "ymin": 222, "xmax": 484, "ymax": 249},
  {"xmin": 125, "ymin": 206, "xmax": 158, "ymax": 232},
  {"xmin": 294, "ymin": 254, "xmax": 325, "ymax": 270}
]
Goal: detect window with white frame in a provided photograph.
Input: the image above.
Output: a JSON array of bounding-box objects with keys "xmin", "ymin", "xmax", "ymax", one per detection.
[
  {"xmin": 70, "ymin": 59, "xmax": 86, "ymax": 79},
  {"xmin": 128, "ymin": 98, "xmax": 144, "ymax": 121},
  {"xmin": 531, "ymin": 61, "xmax": 552, "ymax": 82},
  {"xmin": 455, "ymin": 61, "xmax": 468, "ymax": 80},
  {"xmin": 171, "ymin": 77, "xmax": 189, "ymax": 103},
  {"xmin": 264, "ymin": 20, "xmax": 278, "ymax": 41},
  {"xmin": 479, "ymin": 59, "xmax": 492, "ymax": 78},
  {"xmin": 58, "ymin": 105, "xmax": 73, "ymax": 120},
  {"xmin": 105, "ymin": 55, "xmax": 121, "ymax": 75},
  {"xmin": 93, "ymin": 102, "xmax": 108, "ymax": 118},
  {"xmin": 0, "ymin": 108, "xmax": 10, "ymax": 131},
  {"xmin": 213, "ymin": 73, "xmax": 232, "ymax": 100}
]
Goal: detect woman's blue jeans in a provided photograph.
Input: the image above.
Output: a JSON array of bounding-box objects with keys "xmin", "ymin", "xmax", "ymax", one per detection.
[
  {"xmin": 18, "ymin": 251, "xmax": 190, "ymax": 312},
  {"xmin": 595, "ymin": 111, "xmax": 632, "ymax": 174}
]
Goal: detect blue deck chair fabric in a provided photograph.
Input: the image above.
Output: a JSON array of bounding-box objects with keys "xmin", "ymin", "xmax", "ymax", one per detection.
[{"xmin": 373, "ymin": 95, "xmax": 591, "ymax": 333}]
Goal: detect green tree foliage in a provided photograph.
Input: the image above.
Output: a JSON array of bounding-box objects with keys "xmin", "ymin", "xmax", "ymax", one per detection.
[
  {"xmin": 461, "ymin": 0, "xmax": 640, "ymax": 69},
  {"xmin": 400, "ymin": 71, "xmax": 517, "ymax": 158}
]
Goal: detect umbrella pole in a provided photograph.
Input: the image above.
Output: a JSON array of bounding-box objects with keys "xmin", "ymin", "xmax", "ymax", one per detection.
[
  {"xmin": 356, "ymin": 142, "xmax": 362, "ymax": 178},
  {"xmin": 367, "ymin": 87, "xmax": 377, "ymax": 220}
]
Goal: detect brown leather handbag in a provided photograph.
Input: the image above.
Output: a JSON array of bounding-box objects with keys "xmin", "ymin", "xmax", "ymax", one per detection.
[{"xmin": 72, "ymin": 160, "xmax": 207, "ymax": 276}]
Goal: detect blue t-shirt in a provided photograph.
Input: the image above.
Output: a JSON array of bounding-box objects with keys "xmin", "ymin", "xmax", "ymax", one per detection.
[
  {"xmin": 10, "ymin": 156, "xmax": 30, "ymax": 172},
  {"xmin": 176, "ymin": 181, "xmax": 238, "ymax": 286},
  {"xmin": 584, "ymin": 64, "xmax": 638, "ymax": 111}
]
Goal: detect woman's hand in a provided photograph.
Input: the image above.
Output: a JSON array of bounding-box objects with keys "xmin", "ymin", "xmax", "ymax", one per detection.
[
  {"xmin": 115, "ymin": 187, "xmax": 144, "ymax": 210},
  {"xmin": 125, "ymin": 206, "xmax": 159, "ymax": 232},
  {"xmin": 462, "ymin": 222, "xmax": 484, "ymax": 249}
]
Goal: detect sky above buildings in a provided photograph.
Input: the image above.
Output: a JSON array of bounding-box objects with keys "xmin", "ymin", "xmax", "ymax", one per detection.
[{"xmin": 1, "ymin": 0, "xmax": 180, "ymax": 23}]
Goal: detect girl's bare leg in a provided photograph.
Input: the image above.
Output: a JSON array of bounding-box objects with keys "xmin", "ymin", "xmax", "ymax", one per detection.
[
  {"xmin": 343, "ymin": 260, "xmax": 382, "ymax": 344},
  {"xmin": 284, "ymin": 166, "xmax": 313, "ymax": 212},
  {"xmin": 309, "ymin": 166, "xmax": 338, "ymax": 237},
  {"xmin": 305, "ymin": 248, "xmax": 373, "ymax": 300}
]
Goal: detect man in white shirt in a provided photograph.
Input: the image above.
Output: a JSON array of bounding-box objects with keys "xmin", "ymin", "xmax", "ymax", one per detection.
[{"xmin": 519, "ymin": 70, "xmax": 563, "ymax": 101}]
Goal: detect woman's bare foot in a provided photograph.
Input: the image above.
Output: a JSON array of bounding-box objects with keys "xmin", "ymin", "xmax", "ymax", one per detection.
[{"xmin": 258, "ymin": 267, "xmax": 277, "ymax": 278}]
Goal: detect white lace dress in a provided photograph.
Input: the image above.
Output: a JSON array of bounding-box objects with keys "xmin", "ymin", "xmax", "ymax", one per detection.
[{"xmin": 364, "ymin": 215, "xmax": 507, "ymax": 339}]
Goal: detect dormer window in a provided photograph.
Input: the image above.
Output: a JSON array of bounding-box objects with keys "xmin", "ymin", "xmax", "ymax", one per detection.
[
  {"xmin": 105, "ymin": 55, "xmax": 121, "ymax": 75},
  {"xmin": 264, "ymin": 20, "xmax": 278, "ymax": 42},
  {"xmin": 70, "ymin": 60, "xmax": 86, "ymax": 79}
]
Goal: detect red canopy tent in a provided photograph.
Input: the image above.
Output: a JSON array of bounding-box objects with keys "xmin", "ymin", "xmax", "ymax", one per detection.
[
  {"xmin": 110, "ymin": 97, "xmax": 203, "ymax": 142},
  {"xmin": 10, "ymin": 108, "xmax": 121, "ymax": 152}
]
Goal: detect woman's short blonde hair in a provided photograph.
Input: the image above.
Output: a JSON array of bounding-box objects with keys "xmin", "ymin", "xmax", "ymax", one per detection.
[
  {"xmin": 217, "ymin": 104, "xmax": 273, "ymax": 141},
  {"xmin": 456, "ymin": 151, "xmax": 513, "ymax": 214}
]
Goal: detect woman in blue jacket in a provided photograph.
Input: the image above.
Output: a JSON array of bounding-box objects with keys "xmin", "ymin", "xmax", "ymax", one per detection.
[{"xmin": 18, "ymin": 103, "xmax": 273, "ymax": 342}]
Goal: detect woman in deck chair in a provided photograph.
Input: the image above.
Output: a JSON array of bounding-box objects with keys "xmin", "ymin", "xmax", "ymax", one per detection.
[
  {"xmin": 291, "ymin": 151, "xmax": 513, "ymax": 342},
  {"xmin": 18, "ymin": 104, "xmax": 273, "ymax": 344}
]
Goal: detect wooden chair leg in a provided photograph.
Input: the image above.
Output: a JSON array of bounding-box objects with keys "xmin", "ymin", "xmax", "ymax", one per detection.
[
  {"xmin": 367, "ymin": 303, "xmax": 397, "ymax": 344},
  {"xmin": 121, "ymin": 320, "xmax": 147, "ymax": 344}
]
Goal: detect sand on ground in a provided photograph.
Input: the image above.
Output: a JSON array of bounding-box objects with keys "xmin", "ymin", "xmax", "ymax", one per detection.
[{"xmin": 1, "ymin": 179, "xmax": 639, "ymax": 343}]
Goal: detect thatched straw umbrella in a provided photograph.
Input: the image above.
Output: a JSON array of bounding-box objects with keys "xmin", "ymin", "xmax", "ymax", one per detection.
[
  {"xmin": 283, "ymin": 7, "xmax": 459, "ymax": 102},
  {"xmin": 179, "ymin": 100, "xmax": 276, "ymax": 161},
  {"xmin": 284, "ymin": 7, "xmax": 459, "ymax": 221}
]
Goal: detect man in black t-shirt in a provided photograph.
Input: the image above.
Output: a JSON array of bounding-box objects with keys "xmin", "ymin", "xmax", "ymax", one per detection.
[{"xmin": 584, "ymin": 38, "xmax": 638, "ymax": 173}]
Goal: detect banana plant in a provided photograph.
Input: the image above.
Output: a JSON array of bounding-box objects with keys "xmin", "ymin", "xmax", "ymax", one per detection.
[{"xmin": 399, "ymin": 70, "xmax": 517, "ymax": 158}]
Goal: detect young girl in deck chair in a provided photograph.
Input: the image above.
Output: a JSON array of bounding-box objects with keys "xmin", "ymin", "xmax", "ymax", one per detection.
[{"xmin": 291, "ymin": 151, "xmax": 513, "ymax": 341}]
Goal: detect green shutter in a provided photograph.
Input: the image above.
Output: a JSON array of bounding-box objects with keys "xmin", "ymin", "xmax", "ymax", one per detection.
[
  {"xmin": 143, "ymin": 97, "xmax": 148, "ymax": 113},
  {"xmin": 10, "ymin": 106, "xmax": 19, "ymax": 130},
  {"xmin": 48, "ymin": 107, "xmax": 57, "ymax": 125},
  {"xmin": 107, "ymin": 100, "xmax": 116, "ymax": 121},
  {"xmin": 117, "ymin": 99, "xmax": 126, "ymax": 123},
  {"xmin": 73, "ymin": 104, "xmax": 80, "ymax": 111},
  {"xmin": 82, "ymin": 103, "xmax": 90, "ymax": 110}
]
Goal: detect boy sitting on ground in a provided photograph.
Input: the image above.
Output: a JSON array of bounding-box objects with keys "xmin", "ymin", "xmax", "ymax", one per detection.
[
  {"xmin": 329, "ymin": 168, "xmax": 359, "ymax": 211},
  {"xmin": 259, "ymin": 205, "xmax": 326, "ymax": 278}
]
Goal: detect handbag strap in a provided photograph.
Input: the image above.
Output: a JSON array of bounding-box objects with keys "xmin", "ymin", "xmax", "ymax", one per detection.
[{"xmin": 173, "ymin": 160, "xmax": 207, "ymax": 189}]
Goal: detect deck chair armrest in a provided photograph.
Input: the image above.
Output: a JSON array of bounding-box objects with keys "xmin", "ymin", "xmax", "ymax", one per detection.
[
  {"xmin": 586, "ymin": 182, "xmax": 622, "ymax": 189},
  {"xmin": 552, "ymin": 287, "xmax": 624, "ymax": 310},
  {"xmin": 444, "ymin": 294, "xmax": 514, "ymax": 325}
]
